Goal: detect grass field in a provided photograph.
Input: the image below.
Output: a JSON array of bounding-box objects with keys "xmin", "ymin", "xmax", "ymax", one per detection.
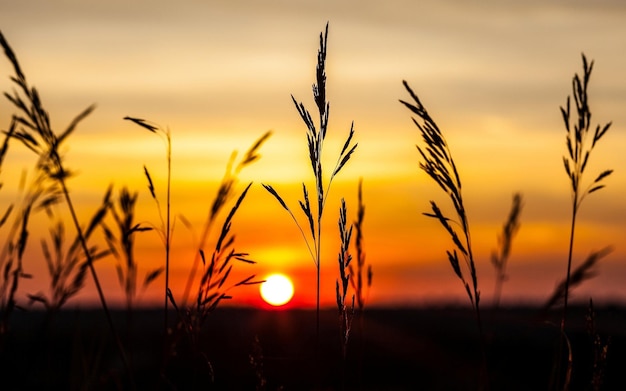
[
  {"xmin": 1, "ymin": 305, "xmax": 624, "ymax": 390},
  {"xmin": 0, "ymin": 19, "xmax": 622, "ymax": 391}
]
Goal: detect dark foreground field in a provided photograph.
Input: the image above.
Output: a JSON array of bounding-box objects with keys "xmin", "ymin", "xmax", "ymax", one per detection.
[{"xmin": 1, "ymin": 305, "xmax": 625, "ymax": 390}]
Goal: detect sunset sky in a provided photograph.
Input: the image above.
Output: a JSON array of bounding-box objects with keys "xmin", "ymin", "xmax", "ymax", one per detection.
[{"xmin": 0, "ymin": 1, "xmax": 625, "ymax": 309}]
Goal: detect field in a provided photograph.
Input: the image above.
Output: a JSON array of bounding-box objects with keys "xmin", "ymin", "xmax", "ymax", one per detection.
[
  {"xmin": 0, "ymin": 11, "xmax": 624, "ymax": 390},
  {"xmin": 1, "ymin": 305, "xmax": 624, "ymax": 390}
]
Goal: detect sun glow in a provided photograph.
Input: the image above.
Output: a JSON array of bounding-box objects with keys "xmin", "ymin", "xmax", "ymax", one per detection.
[{"xmin": 260, "ymin": 274, "xmax": 294, "ymax": 306}]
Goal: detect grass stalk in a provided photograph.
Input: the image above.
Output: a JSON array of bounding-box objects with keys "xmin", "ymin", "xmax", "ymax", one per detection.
[
  {"xmin": 551, "ymin": 53, "xmax": 612, "ymax": 391},
  {"xmin": 102, "ymin": 187, "xmax": 156, "ymax": 311},
  {"xmin": 559, "ymin": 54, "xmax": 612, "ymax": 329},
  {"xmin": 349, "ymin": 178, "xmax": 372, "ymax": 315},
  {"xmin": 125, "ymin": 119, "xmax": 171, "ymax": 328},
  {"xmin": 400, "ymin": 80, "xmax": 488, "ymax": 385},
  {"xmin": 336, "ymin": 198, "xmax": 354, "ymax": 359},
  {"xmin": 336, "ymin": 198, "xmax": 355, "ymax": 389},
  {"xmin": 0, "ymin": 30, "xmax": 134, "ymax": 384},
  {"xmin": 166, "ymin": 181, "xmax": 264, "ymax": 387},
  {"xmin": 29, "ymin": 187, "xmax": 112, "ymax": 313},
  {"xmin": 101, "ymin": 185, "xmax": 162, "ymax": 368},
  {"xmin": 262, "ymin": 22, "xmax": 357, "ymax": 364},
  {"xmin": 59, "ymin": 178, "xmax": 132, "ymax": 365},
  {"xmin": 491, "ymin": 192, "xmax": 523, "ymax": 309},
  {"xmin": 125, "ymin": 115, "xmax": 269, "ymax": 384},
  {"xmin": 123, "ymin": 116, "xmax": 173, "ymax": 375},
  {"xmin": 180, "ymin": 130, "xmax": 271, "ymax": 306},
  {"xmin": 348, "ymin": 178, "xmax": 372, "ymax": 388},
  {"xmin": 165, "ymin": 128, "xmax": 171, "ymax": 336}
]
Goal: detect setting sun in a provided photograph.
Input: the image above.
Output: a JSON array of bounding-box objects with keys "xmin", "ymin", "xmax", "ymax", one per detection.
[{"xmin": 260, "ymin": 274, "xmax": 295, "ymax": 306}]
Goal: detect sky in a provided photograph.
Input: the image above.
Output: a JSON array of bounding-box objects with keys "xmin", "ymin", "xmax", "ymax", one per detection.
[{"xmin": 0, "ymin": 0, "xmax": 625, "ymax": 309}]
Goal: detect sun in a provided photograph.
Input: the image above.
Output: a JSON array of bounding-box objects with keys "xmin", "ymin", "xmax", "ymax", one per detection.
[{"xmin": 260, "ymin": 273, "xmax": 294, "ymax": 306}]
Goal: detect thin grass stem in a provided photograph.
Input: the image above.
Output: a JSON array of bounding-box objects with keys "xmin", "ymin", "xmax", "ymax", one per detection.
[
  {"xmin": 553, "ymin": 53, "xmax": 612, "ymax": 391},
  {"xmin": 262, "ymin": 26, "xmax": 357, "ymax": 382}
]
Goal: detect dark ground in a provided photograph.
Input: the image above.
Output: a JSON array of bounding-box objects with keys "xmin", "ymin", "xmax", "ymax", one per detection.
[{"xmin": 1, "ymin": 305, "xmax": 625, "ymax": 390}]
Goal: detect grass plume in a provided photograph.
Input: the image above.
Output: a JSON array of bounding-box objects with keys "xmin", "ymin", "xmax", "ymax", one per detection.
[
  {"xmin": 550, "ymin": 54, "xmax": 613, "ymax": 391},
  {"xmin": 125, "ymin": 116, "xmax": 269, "ymax": 384},
  {"xmin": 101, "ymin": 186, "xmax": 162, "ymax": 311},
  {"xmin": 0, "ymin": 119, "xmax": 63, "ymax": 335},
  {"xmin": 544, "ymin": 247, "xmax": 612, "ymax": 311},
  {"xmin": 0, "ymin": 30, "xmax": 132, "ymax": 381},
  {"xmin": 491, "ymin": 192, "xmax": 523, "ymax": 308},
  {"xmin": 336, "ymin": 198, "xmax": 354, "ymax": 360},
  {"xmin": 28, "ymin": 188, "xmax": 112, "ymax": 313},
  {"xmin": 262, "ymin": 22, "xmax": 358, "ymax": 353},
  {"xmin": 400, "ymin": 79, "xmax": 488, "ymax": 382},
  {"xmin": 349, "ymin": 178, "xmax": 372, "ymax": 314},
  {"xmin": 185, "ymin": 182, "xmax": 263, "ymax": 331},
  {"xmin": 124, "ymin": 116, "xmax": 172, "ymax": 342},
  {"xmin": 559, "ymin": 53, "xmax": 613, "ymax": 330},
  {"xmin": 400, "ymin": 81, "xmax": 481, "ymax": 317},
  {"xmin": 166, "ymin": 182, "xmax": 264, "ymax": 387},
  {"xmin": 348, "ymin": 179, "xmax": 372, "ymax": 387},
  {"xmin": 181, "ymin": 130, "xmax": 271, "ymax": 306}
]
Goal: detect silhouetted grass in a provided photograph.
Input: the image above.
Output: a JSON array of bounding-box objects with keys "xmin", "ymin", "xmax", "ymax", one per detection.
[
  {"xmin": 0, "ymin": 30, "xmax": 133, "ymax": 383},
  {"xmin": 181, "ymin": 129, "xmax": 271, "ymax": 306},
  {"xmin": 336, "ymin": 198, "xmax": 354, "ymax": 360},
  {"xmin": 0, "ymin": 24, "xmax": 624, "ymax": 391},
  {"xmin": 161, "ymin": 180, "xmax": 265, "ymax": 389},
  {"xmin": 349, "ymin": 178, "xmax": 372, "ymax": 316},
  {"xmin": 400, "ymin": 81, "xmax": 487, "ymax": 364},
  {"xmin": 28, "ymin": 188, "xmax": 112, "ymax": 314},
  {"xmin": 348, "ymin": 178, "xmax": 372, "ymax": 388},
  {"xmin": 559, "ymin": 53, "xmax": 613, "ymax": 330},
  {"xmin": 124, "ymin": 116, "xmax": 172, "ymax": 348},
  {"xmin": 551, "ymin": 53, "xmax": 613, "ymax": 391},
  {"xmin": 491, "ymin": 192, "xmax": 523, "ymax": 309},
  {"xmin": 262, "ymin": 22, "xmax": 358, "ymax": 362},
  {"xmin": 124, "ymin": 116, "xmax": 269, "ymax": 386}
]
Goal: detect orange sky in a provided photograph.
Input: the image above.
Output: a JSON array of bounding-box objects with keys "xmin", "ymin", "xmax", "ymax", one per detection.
[{"xmin": 0, "ymin": 1, "xmax": 625, "ymax": 309}]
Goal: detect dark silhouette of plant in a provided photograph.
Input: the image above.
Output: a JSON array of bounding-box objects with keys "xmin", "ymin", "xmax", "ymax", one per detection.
[
  {"xmin": 0, "ymin": 58, "xmax": 63, "ymax": 338},
  {"xmin": 0, "ymin": 117, "xmax": 21, "ymax": 335},
  {"xmin": 166, "ymin": 182, "xmax": 264, "ymax": 387},
  {"xmin": 262, "ymin": 22, "xmax": 357, "ymax": 351},
  {"xmin": 349, "ymin": 178, "xmax": 372, "ymax": 315},
  {"xmin": 401, "ymin": 81, "xmax": 481, "ymax": 318},
  {"xmin": 177, "ymin": 182, "xmax": 263, "ymax": 333},
  {"xmin": 125, "ymin": 117, "xmax": 269, "ymax": 386},
  {"xmin": 0, "ymin": 30, "xmax": 132, "ymax": 380},
  {"xmin": 101, "ymin": 186, "xmax": 162, "ymax": 311},
  {"xmin": 491, "ymin": 192, "xmax": 523, "ymax": 308},
  {"xmin": 0, "ymin": 122, "xmax": 46, "ymax": 337},
  {"xmin": 124, "ymin": 116, "xmax": 173, "ymax": 343},
  {"xmin": 28, "ymin": 188, "xmax": 112, "ymax": 313},
  {"xmin": 0, "ymin": 204, "xmax": 32, "ymax": 334},
  {"xmin": 559, "ymin": 53, "xmax": 612, "ymax": 331},
  {"xmin": 180, "ymin": 130, "xmax": 271, "ymax": 306},
  {"xmin": 336, "ymin": 198, "xmax": 354, "ymax": 361},
  {"xmin": 335, "ymin": 198, "xmax": 355, "ymax": 391},
  {"xmin": 400, "ymin": 80, "xmax": 487, "ymax": 383},
  {"xmin": 549, "ymin": 53, "xmax": 612, "ymax": 391},
  {"xmin": 348, "ymin": 178, "xmax": 372, "ymax": 388},
  {"xmin": 544, "ymin": 247, "xmax": 612, "ymax": 311}
]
